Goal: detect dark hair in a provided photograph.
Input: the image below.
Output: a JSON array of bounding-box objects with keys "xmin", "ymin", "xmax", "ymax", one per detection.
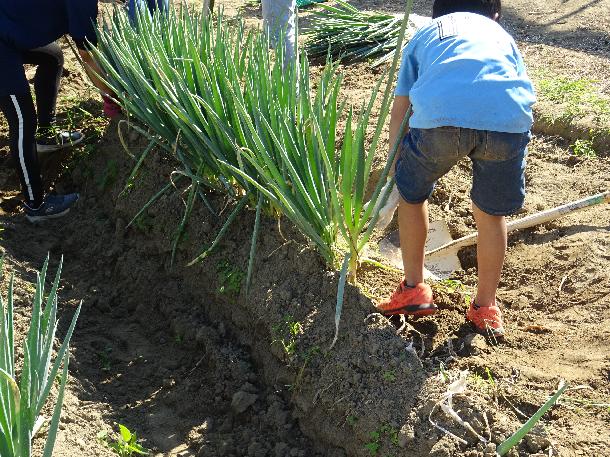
[{"xmin": 432, "ymin": 0, "xmax": 502, "ymax": 19}]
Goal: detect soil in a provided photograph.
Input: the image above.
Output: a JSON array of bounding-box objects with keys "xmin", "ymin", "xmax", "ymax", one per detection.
[{"xmin": 0, "ymin": 1, "xmax": 609, "ymax": 457}]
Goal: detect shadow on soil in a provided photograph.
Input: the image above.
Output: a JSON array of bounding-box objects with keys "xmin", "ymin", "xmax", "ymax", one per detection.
[{"xmin": 342, "ymin": 0, "xmax": 610, "ymax": 58}]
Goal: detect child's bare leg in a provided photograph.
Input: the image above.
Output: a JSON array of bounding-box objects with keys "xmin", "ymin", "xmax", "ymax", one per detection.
[
  {"xmin": 472, "ymin": 202, "xmax": 507, "ymax": 306},
  {"xmin": 398, "ymin": 198, "xmax": 428, "ymax": 285},
  {"xmin": 377, "ymin": 197, "xmax": 436, "ymax": 317}
]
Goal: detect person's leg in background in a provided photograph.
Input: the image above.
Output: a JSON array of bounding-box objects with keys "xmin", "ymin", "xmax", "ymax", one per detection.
[
  {"xmin": 0, "ymin": 92, "xmax": 44, "ymax": 207},
  {"xmin": 22, "ymin": 43, "xmax": 63, "ymax": 134},
  {"xmin": 21, "ymin": 43, "xmax": 83, "ymax": 151},
  {"xmin": 466, "ymin": 130, "xmax": 530, "ymax": 338},
  {"xmin": 151, "ymin": 0, "xmax": 169, "ymax": 12},
  {"xmin": 1, "ymin": 43, "xmax": 79, "ymax": 221},
  {"xmin": 261, "ymin": 0, "xmax": 297, "ymax": 61},
  {"xmin": 472, "ymin": 203, "xmax": 507, "ymax": 308},
  {"xmin": 127, "ymin": 0, "xmax": 169, "ymax": 22},
  {"xmin": 377, "ymin": 127, "xmax": 463, "ymax": 317}
]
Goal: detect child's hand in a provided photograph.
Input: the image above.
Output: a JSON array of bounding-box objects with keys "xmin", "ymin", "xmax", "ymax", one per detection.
[{"xmin": 102, "ymin": 94, "xmax": 122, "ymax": 119}]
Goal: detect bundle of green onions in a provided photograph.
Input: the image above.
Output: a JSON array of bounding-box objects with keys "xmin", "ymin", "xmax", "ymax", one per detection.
[
  {"xmin": 246, "ymin": 0, "xmax": 327, "ymax": 8},
  {"xmin": 296, "ymin": 0, "xmax": 326, "ymax": 7},
  {"xmin": 306, "ymin": 0, "xmax": 412, "ymax": 66},
  {"xmin": 93, "ymin": 1, "xmax": 413, "ymax": 343}
]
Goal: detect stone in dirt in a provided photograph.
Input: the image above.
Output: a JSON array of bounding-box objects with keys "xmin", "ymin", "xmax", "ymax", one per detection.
[
  {"xmin": 483, "ymin": 443, "xmax": 495, "ymax": 456},
  {"xmin": 525, "ymin": 431, "xmax": 551, "ymax": 453},
  {"xmin": 462, "ymin": 333, "xmax": 487, "ymax": 355},
  {"xmin": 231, "ymin": 390, "xmax": 258, "ymax": 414},
  {"xmin": 274, "ymin": 442, "xmax": 289, "ymax": 457},
  {"xmin": 398, "ymin": 424, "xmax": 415, "ymax": 448}
]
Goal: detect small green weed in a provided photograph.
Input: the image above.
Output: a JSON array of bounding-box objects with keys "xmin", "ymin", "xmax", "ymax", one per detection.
[
  {"xmin": 470, "ymin": 372, "xmax": 486, "ymax": 389},
  {"xmin": 379, "ymin": 425, "xmax": 399, "ymax": 446},
  {"xmin": 272, "ymin": 316, "xmax": 303, "ymax": 357},
  {"xmin": 436, "ymin": 278, "xmax": 471, "ymax": 307},
  {"xmin": 97, "ymin": 159, "xmax": 119, "ymax": 190},
  {"xmin": 97, "ymin": 346, "xmax": 113, "ymax": 372},
  {"xmin": 98, "ymin": 424, "xmax": 149, "ymax": 457},
  {"xmin": 382, "ymin": 370, "xmax": 396, "ymax": 382},
  {"xmin": 364, "ymin": 424, "xmax": 399, "ymax": 455},
  {"xmin": 571, "ymin": 139, "xmax": 597, "ymax": 158},
  {"xmin": 302, "ymin": 344, "xmax": 321, "ymax": 360},
  {"xmin": 132, "ymin": 212, "xmax": 154, "ymax": 233},
  {"xmin": 437, "ymin": 278, "xmax": 465, "ymax": 292},
  {"xmin": 365, "ymin": 441, "xmax": 380, "ymax": 455},
  {"xmin": 470, "ymin": 367, "xmax": 496, "ymax": 391},
  {"xmin": 537, "ymin": 75, "xmax": 610, "ymax": 123},
  {"xmin": 438, "ymin": 362, "xmax": 449, "ymax": 382},
  {"xmin": 365, "ymin": 431, "xmax": 381, "ymax": 456},
  {"xmin": 485, "ymin": 367, "xmax": 496, "ymax": 389},
  {"xmin": 57, "ymin": 93, "xmax": 108, "ymax": 142},
  {"xmin": 346, "ymin": 415, "xmax": 358, "ymax": 426},
  {"xmin": 216, "ymin": 260, "xmax": 244, "ymax": 294},
  {"xmin": 292, "ymin": 345, "xmax": 321, "ymax": 392},
  {"xmin": 63, "ymin": 143, "xmax": 96, "ymax": 177}
]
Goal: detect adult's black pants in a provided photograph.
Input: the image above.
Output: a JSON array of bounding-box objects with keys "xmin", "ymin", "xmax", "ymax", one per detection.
[{"xmin": 0, "ymin": 42, "xmax": 64, "ymax": 207}]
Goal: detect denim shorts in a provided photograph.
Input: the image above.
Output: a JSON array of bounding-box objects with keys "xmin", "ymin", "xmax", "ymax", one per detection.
[{"xmin": 395, "ymin": 127, "xmax": 531, "ymax": 216}]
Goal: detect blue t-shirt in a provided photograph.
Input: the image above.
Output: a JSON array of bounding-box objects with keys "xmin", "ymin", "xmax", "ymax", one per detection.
[
  {"xmin": 0, "ymin": 0, "xmax": 98, "ymax": 50},
  {"xmin": 396, "ymin": 12, "xmax": 536, "ymax": 133}
]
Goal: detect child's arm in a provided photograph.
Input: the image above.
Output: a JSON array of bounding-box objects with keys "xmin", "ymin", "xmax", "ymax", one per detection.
[
  {"xmin": 388, "ymin": 95, "xmax": 411, "ymax": 176},
  {"xmin": 79, "ymin": 49, "xmax": 113, "ymax": 97},
  {"xmin": 363, "ymin": 95, "xmax": 410, "ymax": 231}
]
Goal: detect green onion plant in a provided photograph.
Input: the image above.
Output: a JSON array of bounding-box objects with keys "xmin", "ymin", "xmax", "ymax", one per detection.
[
  {"xmin": 496, "ymin": 381, "xmax": 568, "ymax": 456},
  {"xmin": 0, "ymin": 256, "xmax": 81, "ymax": 457},
  {"xmin": 306, "ymin": 0, "xmax": 410, "ymax": 66},
  {"xmin": 219, "ymin": 0, "xmax": 413, "ymax": 283},
  {"xmin": 93, "ymin": 0, "xmax": 413, "ymax": 344}
]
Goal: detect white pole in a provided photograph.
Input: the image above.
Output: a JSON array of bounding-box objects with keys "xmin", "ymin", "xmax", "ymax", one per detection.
[{"xmin": 426, "ymin": 191, "xmax": 610, "ymax": 256}]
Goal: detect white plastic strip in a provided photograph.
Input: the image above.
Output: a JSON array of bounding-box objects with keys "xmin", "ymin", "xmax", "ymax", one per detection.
[{"xmin": 10, "ymin": 95, "xmax": 34, "ymax": 201}]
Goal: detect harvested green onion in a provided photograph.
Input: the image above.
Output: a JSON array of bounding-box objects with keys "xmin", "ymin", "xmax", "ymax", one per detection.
[{"xmin": 306, "ymin": 0, "xmax": 413, "ymax": 66}]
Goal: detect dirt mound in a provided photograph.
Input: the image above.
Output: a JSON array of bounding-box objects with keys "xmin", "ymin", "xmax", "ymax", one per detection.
[
  {"xmin": 1, "ymin": 1, "xmax": 609, "ymax": 456},
  {"xmin": 6, "ymin": 114, "xmax": 605, "ymax": 457}
]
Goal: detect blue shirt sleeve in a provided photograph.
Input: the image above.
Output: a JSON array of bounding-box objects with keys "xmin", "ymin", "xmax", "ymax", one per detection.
[
  {"xmin": 395, "ymin": 38, "xmax": 419, "ymax": 97},
  {"xmin": 66, "ymin": 0, "xmax": 98, "ymax": 47}
]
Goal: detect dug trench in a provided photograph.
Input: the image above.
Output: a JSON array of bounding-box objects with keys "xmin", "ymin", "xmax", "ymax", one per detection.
[
  {"xmin": 1, "ymin": 116, "xmax": 451, "ymax": 457},
  {"xmin": 1, "ymin": 103, "xmax": 609, "ymax": 457}
]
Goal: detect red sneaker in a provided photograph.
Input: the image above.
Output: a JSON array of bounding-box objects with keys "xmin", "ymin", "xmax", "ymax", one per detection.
[
  {"xmin": 377, "ymin": 281, "xmax": 437, "ymax": 317},
  {"xmin": 466, "ymin": 301, "xmax": 505, "ymax": 338}
]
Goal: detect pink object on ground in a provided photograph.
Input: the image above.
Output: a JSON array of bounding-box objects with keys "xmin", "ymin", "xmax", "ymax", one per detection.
[{"xmin": 102, "ymin": 95, "xmax": 122, "ymax": 118}]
